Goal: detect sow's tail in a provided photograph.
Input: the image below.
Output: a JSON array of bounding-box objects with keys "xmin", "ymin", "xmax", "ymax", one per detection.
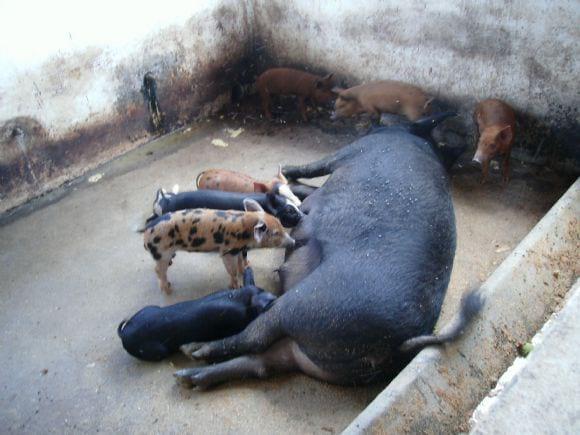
[
  {"xmin": 399, "ymin": 289, "xmax": 484, "ymax": 353},
  {"xmin": 409, "ymin": 111, "xmax": 457, "ymax": 138}
]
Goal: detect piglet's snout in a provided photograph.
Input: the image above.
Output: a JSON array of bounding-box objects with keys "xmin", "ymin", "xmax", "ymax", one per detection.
[
  {"xmin": 471, "ymin": 154, "xmax": 483, "ymax": 166},
  {"xmin": 283, "ymin": 233, "xmax": 295, "ymax": 248}
]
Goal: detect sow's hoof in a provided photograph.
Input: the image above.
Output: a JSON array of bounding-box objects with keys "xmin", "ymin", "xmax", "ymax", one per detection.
[
  {"xmin": 174, "ymin": 367, "xmax": 214, "ymax": 389},
  {"xmin": 179, "ymin": 342, "xmax": 205, "ymax": 359}
]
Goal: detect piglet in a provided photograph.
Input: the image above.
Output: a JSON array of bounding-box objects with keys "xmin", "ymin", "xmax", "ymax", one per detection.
[
  {"xmin": 472, "ymin": 98, "xmax": 516, "ymax": 184},
  {"xmin": 331, "ymin": 80, "xmax": 433, "ymax": 122},
  {"xmin": 256, "ymin": 68, "xmax": 334, "ymax": 121},
  {"xmin": 118, "ymin": 267, "xmax": 276, "ymax": 361},
  {"xmin": 196, "ymin": 165, "xmax": 301, "ymax": 206},
  {"xmin": 142, "ymin": 199, "xmax": 294, "ymax": 292},
  {"xmin": 148, "ymin": 189, "xmax": 303, "ymax": 228}
]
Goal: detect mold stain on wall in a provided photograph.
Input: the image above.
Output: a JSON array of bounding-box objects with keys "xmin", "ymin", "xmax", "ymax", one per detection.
[
  {"xmin": 0, "ymin": 0, "xmax": 253, "ymax": 214},
  {"xmin": 1, "ymin": 0, "xmax": 578, "ymax": 214}
]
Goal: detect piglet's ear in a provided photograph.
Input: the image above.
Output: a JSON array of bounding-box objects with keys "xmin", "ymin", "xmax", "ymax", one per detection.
[
  {"xmin": 276, "ymin": 164, "xmax": 288, "ymax": 184},
  {"xmin": 244, "ymin": 198, "xmax": 264, "ymax": 213},
  {"xmin": 497, "ymin": 125, "xmax": 513, "ymax": 145},
  {"xmin": 253, "ymin": 220, "xmax": 267, "ymax": 244},
  {"xmin": 253, "ymin": 182, "xmax": 269, "ymax": 193}
]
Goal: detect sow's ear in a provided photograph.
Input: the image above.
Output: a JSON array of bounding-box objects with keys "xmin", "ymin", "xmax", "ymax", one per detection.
[
  {"xmin": 244, "ymin": 198, "xmax": 264, "ymax": 213},
  {"xmin": 253, "ymin": 220, "xmax": 268, "ymax": 244},
  {"xmin": 253, "ymin": 182, "xmax": 269, "ymax": 193},
  {"xmin": 497, "ymin": 125, "xmax": 514, "ymax": 145}
]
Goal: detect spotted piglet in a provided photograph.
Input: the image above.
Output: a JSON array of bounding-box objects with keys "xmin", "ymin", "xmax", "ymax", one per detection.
[{"xmin": 142, "ymin": 199, "xmax": 294, "ymax": 293}]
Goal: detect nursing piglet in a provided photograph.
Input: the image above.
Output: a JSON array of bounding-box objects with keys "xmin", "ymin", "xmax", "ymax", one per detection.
[
  {"xmin": 118, "ymin": 267, "xmax": 276, "ymax": 361},
  {"xmin": 196, "ymin": 166, "xmax": 301, "ymax": 206},
  {"xmin": 142, "ymin": 199, "xmax": 294, "ymax": 293}
]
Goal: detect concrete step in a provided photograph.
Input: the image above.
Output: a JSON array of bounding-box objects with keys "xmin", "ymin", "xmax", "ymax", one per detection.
[{"xmin": 470, "ymin": 278, "xmax": 580, "ymax": 434}]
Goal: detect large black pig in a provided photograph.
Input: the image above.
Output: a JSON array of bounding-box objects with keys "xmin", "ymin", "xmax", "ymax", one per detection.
[{"xmin": 175, "ymin": 113, "xmax": 483, "ymax": 388}]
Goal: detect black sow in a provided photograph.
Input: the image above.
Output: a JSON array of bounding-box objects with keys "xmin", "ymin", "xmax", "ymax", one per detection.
[{"xmin": 175, "ymin": 113, "xmax": 483, "ymax": 388}]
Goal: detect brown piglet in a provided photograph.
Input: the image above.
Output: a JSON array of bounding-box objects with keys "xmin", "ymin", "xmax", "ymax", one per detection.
[
  {"xmin": 331, "ymin": 80, "xmax": 433, "ymax": 122},
  {"xmin": 473, "ymin": 99, "xmax": 516, "ymax": 184},
  {"xmin": 256, "ymin": 68, "xmax": 335, "ymax": 121},
  {"xmin": 196, "ymin": 166, "xmax": 301, "ymax": 206},
  {"xmin": 142, "ymin": 199, "xmax": 294, "ymax": 292}
]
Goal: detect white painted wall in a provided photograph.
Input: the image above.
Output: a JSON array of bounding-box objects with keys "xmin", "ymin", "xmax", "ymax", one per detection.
[
  {"xmin": 0, "ymin": 0, "xmax": 251, "ymax": 213},
  {"xmin": 0, "ymin": 0, "xmax": 248, "ymax": 135},
  {"xmin": 0, "ymin": 0, "xmax": 577, "ymax": 212}
]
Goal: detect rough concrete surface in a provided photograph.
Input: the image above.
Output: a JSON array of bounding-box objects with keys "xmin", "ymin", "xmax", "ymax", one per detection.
[
  {"xmin": 0, "ymin": 120, "xmax": 572, "ymax": 433},
  {"xmin": 470, "ymin": 279, "xmax": 580, "ymax": 434}
]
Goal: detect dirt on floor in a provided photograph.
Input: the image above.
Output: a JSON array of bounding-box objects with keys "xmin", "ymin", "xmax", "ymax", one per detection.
[{"xmin": 0, "ymin": 110, "xmax": 573, "ymax": 433}]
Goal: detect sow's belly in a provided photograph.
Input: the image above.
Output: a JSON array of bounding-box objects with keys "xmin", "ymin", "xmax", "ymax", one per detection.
[{"xmin": 282, "ymin": 141, "xmax": 456, "ymax": 344}]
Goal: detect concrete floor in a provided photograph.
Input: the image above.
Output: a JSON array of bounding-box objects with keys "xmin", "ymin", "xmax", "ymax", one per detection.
[{"xmin": 0, "ymin": 120, "xmax": 571, "ymax": 433}]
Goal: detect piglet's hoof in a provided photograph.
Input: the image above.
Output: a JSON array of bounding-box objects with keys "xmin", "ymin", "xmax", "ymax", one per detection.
[{"xmin": 180, "ymin": 342, "xmax": 204, "ymax": 359}]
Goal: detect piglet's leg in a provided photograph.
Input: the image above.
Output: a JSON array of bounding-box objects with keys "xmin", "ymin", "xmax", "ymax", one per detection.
[
  {"xmin": 236, "ymin": 251, "xmax": 249, "ymax": 276},
  {"xmin": 155, "ymin": 256, "xmax": 173, "ymax": 294},
  {"xmin": 260, "ymin": 90, "xmax": 272, "ymax": 120},
  {"xmin": 221, "ymin": 254, "xmax": 239, "ymax": 288},
  {"xmin": 502, "ymin": 152, "xmax": 511, "ymax": 184},
  {"xmin": 298, "ymin": 96, "xmax": 308, "ymax": 122},
  {"xmin": 480, "ymin": 160, "xmax": 490, "ymax": 184}
]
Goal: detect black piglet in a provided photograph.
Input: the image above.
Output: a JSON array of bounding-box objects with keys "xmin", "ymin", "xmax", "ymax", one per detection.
[{"xmin": 118, "ymin": 267, "xmax": 276, "ymax": 361}]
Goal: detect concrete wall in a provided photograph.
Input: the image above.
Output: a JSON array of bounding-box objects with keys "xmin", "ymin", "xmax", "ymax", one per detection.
[
  {"xmin": 253, "ymin": 0, "xmax": 579, "ymax": 168},
  {"xmin": 0, "ymin": 0, "xmax": 253, "ymax": 213},
  {"xmin": 1, "ymin": 0, "xmax": 578, "ymax": 213}
]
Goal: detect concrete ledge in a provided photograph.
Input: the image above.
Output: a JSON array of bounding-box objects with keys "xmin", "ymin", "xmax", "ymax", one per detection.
[
  {"xmin": 344, "ymin": 178, "xmax": 579, "ymax": 434},
  {"xmin": 469, "ymin": 279, "xmax": 580, "ymax": 434}
]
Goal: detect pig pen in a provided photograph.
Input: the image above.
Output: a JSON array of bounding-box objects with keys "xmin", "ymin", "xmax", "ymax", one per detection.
[
  {"xmin": 0, "ymin": 115, "xmax": 575, "ymax": 433},
  {"xmin": 1, "ymin": 0, "xmax": 579, "ymax": 433}
]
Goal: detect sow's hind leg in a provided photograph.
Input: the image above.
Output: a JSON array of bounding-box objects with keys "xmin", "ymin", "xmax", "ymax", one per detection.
[
  {"xmin": 175, "ymin": 338, "xmax": 338, "ymax": 389},
  {"xmin": 282, "ymin": 142, "xmax": 358, "ymax": 180},
  {"xmin": 180, "ymin": 303, "xmax": 284, "ymax": 361}
]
